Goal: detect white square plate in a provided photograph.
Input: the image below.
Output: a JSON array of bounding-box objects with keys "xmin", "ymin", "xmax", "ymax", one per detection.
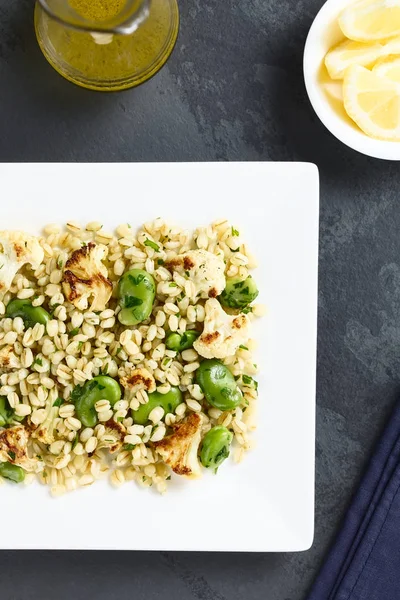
[{"xmin": 0, "ymin": 162, "xmax": 318, "ymax": 552}]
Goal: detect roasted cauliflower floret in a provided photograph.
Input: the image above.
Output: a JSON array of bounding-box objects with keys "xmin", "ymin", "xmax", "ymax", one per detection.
[
  {"xmin": 96, "ymin": 419, "xmax": 126, "ymax": 454},
  {"xmin": 0, "ymin": 231, "xmax": 44, "ymax": 298},
  {"xmin": 62, "ymin": 242, "xmax": 113, "ymax": 311},
  {"xmin": 166, "ymin": 249, "xmax": 226, "ymax": 300},
  {"xmin": 119, "ymin": 367, "xmax": 156, "ymax": 399},
  {"xmin": 0, "ymin": 425, "xmax": 43, "ymax": 473},
  {"xmin": 194, "ymin": 298, "xmax": 251, "ymax": 359},
  {"xmin": 153, "ymin": 413, "xmax": 202, "ymax": 478},
  {"xmin": 0, "ymin": 345, "xmax": 21, "ymax": 371}
]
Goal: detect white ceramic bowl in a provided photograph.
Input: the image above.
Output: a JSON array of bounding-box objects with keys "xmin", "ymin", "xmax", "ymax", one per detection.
[{"xmin": 304, "ymin": 0, "xmax": 400, "ymax": 161}]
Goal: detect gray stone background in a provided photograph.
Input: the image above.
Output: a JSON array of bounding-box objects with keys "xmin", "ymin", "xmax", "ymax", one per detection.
[{"xmin": 1, "ymin": 0, "xmax": 399, "ymax": 599}]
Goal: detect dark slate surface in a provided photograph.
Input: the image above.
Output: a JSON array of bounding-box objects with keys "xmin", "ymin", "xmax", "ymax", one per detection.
[{"xmin": 1, "ymin": 0, "xmax": 399, "ymax": 598}]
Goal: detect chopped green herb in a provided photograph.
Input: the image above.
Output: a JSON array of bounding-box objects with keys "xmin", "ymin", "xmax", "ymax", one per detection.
[
  {"xmin": 157, "ymin": 259, "xmax": 164, "ymax": 265},
  {"xmin": 49, "ymin": 303, "xmax": 61, "ymax": 316},
  {"xmin": 70, "ymin": 383, "xmax": 84, "ymax": 404},
  {"xmin": 53, "ymin": 397, "xmax": 63, "ymax": 407},
  {"xmin": 8, "ymin": 451, "xmax": 16, "ymax": 460},
  {"xmin": 185, "ymin": 270, "xmax": 190, "ymax": 277},
  {"xmin": 169, "ymin": 282, "xmax": 178, "ymax": 287},
  {"xmin": 116, "ymin": 346, "xmax": 123, "ymax": 355},
  {"xmin": 239, "ymin": 345, "xmax": 249, "ymax": 351},
  {"xmin": 242, "ymin": 306, "xmax": 253, "ymax": 314},
  {"xmin": 242, "ymin": 375, "xmax": 258, "ymax": 390},
  {"xmin": 116, "ymin": 416, "xmax": 124, "ymax": 423},
  {"xmin": 0, "ymin": 265, "xmax": 3, "ymax": 271},
  {"xmin": 123, "ymin": 443, "xmax": 135, "ymax": 451},
  {"xmin": 124, "ymin": 295, "xmax": 144, "ymax": 308},
  {"xmin": 128, "ymin": 273, "xmax": 145, "ymax": 287},
  {"xmin": 33, "ymin": 357, "xmax": 43, "ymax": 367},
  {"xmin": 72, "ymin": 435, "xmax": 79, "ymax": 450},
  {"xmin": 56, "ymin": 258, "xmax": 63, "ymax": 269},
  {"xmin": 77, "ymin": 341, "xmax": 83, "ymax": 350},
  {"xmin": 69, "ymin": 327, "xmax": 80, "ymax": 337},
  {"xmin": 144, "ymin": 239, "xmax": 160, "ymax": 252},
  {"xmin": 166, "ymin": 475, "xmax": 171, "ymax": 481},
  {"xmin": 232, "ymin": 227, "xmax": 240, "ymax": 236},
  {"xmin": 127, "ymin": 223, "xmax": 132, "ymax": 228}
]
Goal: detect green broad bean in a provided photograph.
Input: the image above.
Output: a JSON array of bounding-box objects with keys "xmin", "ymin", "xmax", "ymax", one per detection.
[
  {"xmin": 6, "ymin": 299, "xmax": 50, "ymax": 328},
  {"xmin": 70, "ymin": 376, "xmax": 121, "ymax": 428},
  {"xmin": 219, "ymin": 275, "xmax": 259, "ymax": 310},
  {"xmin": 0, "ymin": 462, "xmax": 25, "ymax": 483},
  {"xmin": 117, "ymin": 269, "xmax": 156, "ymax": 326},
  {"xmin": 165, "ymin": 330, "xmax": 200, "ymax": 352},
  {"xmin": 200, "ymin": 426, "xmax": 233, "ymax": 472},
  {"xmin": 196, "ymin": 359, "xmax": 243, "ymax": 410},
  {"xmin": 132, "ymin": 387, "xmax": 183, "ymax": 425},
  {"xmin": 0, "ymin": 396, "xmax": 23, "ymax": 427},
  {"xmin": 0, "ymin": 396, "xmax": 9, "ymax": 427}
]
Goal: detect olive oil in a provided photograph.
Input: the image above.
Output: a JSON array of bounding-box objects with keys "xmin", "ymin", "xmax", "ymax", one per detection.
[
  {"xmin": 35, "ymin": 0, "xmax": 179, "ymax": 91},
  {"xmin": 69, "ymin": 0, "xmax": 125, "ymax": 21}
]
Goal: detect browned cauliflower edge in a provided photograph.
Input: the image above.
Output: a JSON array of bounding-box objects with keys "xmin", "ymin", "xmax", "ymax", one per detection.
[
  {"xmin": 0, "ymin": 231, "xmax": 44, "ymax": 299},
  {"xmin": 153, "ymin": 413, "xmax": 203, "ymax": 479},
  {"xmin": 165, "ymin": 249, "xmax": 226, "ymax": 300},
  {"xmin": 62, "ymin": 242, "xmax": 113, "ymax": 311},
  {"xmin": 0, "ymin": 425, "xmax": 43, "ymax": 473},
  {"xmin": 120, "ymin": 367, "xmax": 156, "ymax": 398},
  {"xmin": 194, "ymin": 298, "xmax": 251, "ymax": 359},
  {"xmin": 0, "ymin": 345, "xmax": 21, "ymax": 371}
]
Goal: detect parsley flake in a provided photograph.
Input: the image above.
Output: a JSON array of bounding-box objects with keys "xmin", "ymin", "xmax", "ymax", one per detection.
[{"xmin": 144, "ymin": 239, "xmax": 160, "ymax": 252}]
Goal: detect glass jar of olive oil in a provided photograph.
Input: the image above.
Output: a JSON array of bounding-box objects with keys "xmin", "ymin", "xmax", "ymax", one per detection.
[{"xmin": 35, "ymin": 0, "xmax": 179, "ymax": 91}]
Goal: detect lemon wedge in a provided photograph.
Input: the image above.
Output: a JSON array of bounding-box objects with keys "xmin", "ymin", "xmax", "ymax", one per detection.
[
  {"xmin": 373, "ymin": 55, "xmax": 400, "ymax": 81},
  {"xmin": 339, "ymin": 0, "xmax": 400, "ymax": 42},
  {"xmin": 322, "ymin": 80, "xmax": 344, "ymax": 102},
  {"xmin": 343, "ymin": 64, "xmax": 400, "ymax": 140},
  {"xmin": 325, "ymin": 39, "xmax": 384, "ymax": 79},
  {"xmin": 324, "ymin": 34, "xmax": 400, "ymax": 79}
]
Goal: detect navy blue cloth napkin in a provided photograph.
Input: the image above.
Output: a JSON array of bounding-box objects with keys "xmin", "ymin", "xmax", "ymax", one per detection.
[{"xmin": 308, "ymin": 401, "xmax": 400, "ymax": 600}]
